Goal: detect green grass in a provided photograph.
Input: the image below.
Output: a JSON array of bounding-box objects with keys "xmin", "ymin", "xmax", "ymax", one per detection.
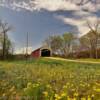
[
  {"xmin": 0, "ymin": 58, "xmax": 100, "ymax": 100},
  {"xmin": 77, "ymin": 58, "xmax": 100, "ymax": 62}
]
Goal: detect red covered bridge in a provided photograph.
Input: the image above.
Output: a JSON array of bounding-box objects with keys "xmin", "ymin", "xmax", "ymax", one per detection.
[{"xmin": 31, "ymin": 47, "xmax": 51, "ymax": 58}]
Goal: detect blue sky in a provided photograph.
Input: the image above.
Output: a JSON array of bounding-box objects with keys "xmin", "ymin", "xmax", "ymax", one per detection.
[{"xmin": 0, "ymin": 0, "xmax": 100, "ymax": 53}]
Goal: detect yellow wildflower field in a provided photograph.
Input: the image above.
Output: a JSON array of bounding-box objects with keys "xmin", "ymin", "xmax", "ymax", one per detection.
[{"xmin": 0, "ymin": 58, "xmax": 100, "ymax": 100}]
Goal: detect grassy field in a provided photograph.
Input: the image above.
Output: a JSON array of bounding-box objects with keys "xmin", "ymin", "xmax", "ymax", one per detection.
[{"xmin": 0, "ymin": 58, "xmax": 100, "ymax": 100}]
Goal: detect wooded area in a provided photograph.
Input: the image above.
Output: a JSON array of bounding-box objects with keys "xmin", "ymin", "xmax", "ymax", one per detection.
[{"xmin": 44, "ymin": 20, "xmax": 100, "ymax": 58}]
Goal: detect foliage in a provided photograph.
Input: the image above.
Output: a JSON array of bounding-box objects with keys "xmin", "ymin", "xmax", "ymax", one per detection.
[
  {"xmin": 62, "ymin": 33, "xmax": 76, "ymax": 57},
  {"xmin": 44, "ymin": 35, "xmax": 63, "ymax": 54}
]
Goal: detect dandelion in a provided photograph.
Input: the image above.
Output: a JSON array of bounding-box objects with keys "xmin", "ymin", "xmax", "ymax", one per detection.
[
  {"xmin": 72, "ymin": 88, "xmax": 75, "ymax": 91},
  {"xmin": 63, "ymin": 85, "xmax": 67, "ymax": 89},
  {"xmin": 55, "ymin": 94, "xmax": 58, "ymax": 98},
  {"xmin": 55, "ymin": 94, "xmax": 61, "ymax": 100},
  {"xmin": 93, "ymin": 86, "xmax": 100, "ymax": 92},
  {"xmin": 61, "ymin": 92, "xmax": 66, "ymax": 97},
  {"xmin": 27, "ymin": 82, "xmax": 32, "ymax": 87},
  {"xmin": 87, "ymin": 84, "xmax": 90, "ymax": 87},
  {"xmin": 71, "ymin": 84, "xmax": 74, "ymax": 87},
  {"xmin": 80, "ymin": 83, "xmax": 85, "ymax": 87},
  {"xmin": 91, "ymin": 94, "xmax": 95, "ymax": 97},
  {"xmin": 67, "ymin": 82, "xmax": 70, "ymax": 86},
  {"xmin": 74, "ymin": 92, "xmax": 78, "ymax": 97},
  {"xmin": 46, "ymin": 84, "xmax": 52, "ymax": 89},
  {"xmin": 81, "ymin": 97, "xmax": 86, "ymax": 100},
  {"xmin": 43, "ymin": 91, "xmax": 48, "ymax": 97},
  {"xmin": 33, "ymin": 83, "xmax": 39, "ymax": 88},
  {"xmin": 72, "ymin": 98, "xmax": 77, "ymax": 100},
  {"xmin": 35, "ymin": 83, "xmax": 39, "ymax": 87},
  {"xmin": 95, "ymin": 82, "xmax": 100, "ymax": 86},
  {"xmin": 87, "ymin": 96, "xmax": 91, "ymax": 100},
  {"xmin": 67, "ymin": 96, "xmax": 70, "ymax": 100},
  {"xmin": 94, "ymin": 88, "xmax": 100, "ymax": 92}
]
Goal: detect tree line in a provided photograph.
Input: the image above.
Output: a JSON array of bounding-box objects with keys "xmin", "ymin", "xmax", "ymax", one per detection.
[{"xmin": 44, "ymin": 20, "xmax": 100, "ymax": 59}]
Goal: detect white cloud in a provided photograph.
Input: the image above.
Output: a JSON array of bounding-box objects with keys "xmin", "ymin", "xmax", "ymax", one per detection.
[
  {"xmin": 0, "ymin": 0, "xmax": 78, "ymax": 11},
  {"xmin": 0, "ymin": 0, "xmax": 100, "ymax": 12},
  {"xmin": 56, "ymin": 15, "xmax": 100, "ymax": 36},
  {"xmin": 33, "ymin": 0, "xmax": 78, "ymax": 11},
  {"xmin": 73, "ymin": 10, "xmax": 91, "ymax": 17},
  {"xmin": 0, "ymin": 0, "xmax": 100, "ymax": 36},
  {"xmin": 80, "ymin": 2, "xmax": 98, "ymax": 12},
  {"xmin": 14, "ymin": 44, "xmax": 42, "ymax": 54},
  {"xmin": 15, "ymin": 47, "xmax": 32, "ymax": 54}
]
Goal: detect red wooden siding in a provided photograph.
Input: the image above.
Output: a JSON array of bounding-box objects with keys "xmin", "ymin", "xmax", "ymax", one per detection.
[{"xmin": 31, "ymin": 48, "xmax": 40, "ymax": 58}]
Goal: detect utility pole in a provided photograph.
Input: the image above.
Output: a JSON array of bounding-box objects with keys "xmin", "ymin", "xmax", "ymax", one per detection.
[{"xmin": 26, "ymin": 32, "xmax": 29, "ymax": 60}]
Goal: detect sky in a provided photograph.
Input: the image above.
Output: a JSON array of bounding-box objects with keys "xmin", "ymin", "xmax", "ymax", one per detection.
[{"xmin": 0, "ymin": 0, "xmax": 100, "ymax": 54}]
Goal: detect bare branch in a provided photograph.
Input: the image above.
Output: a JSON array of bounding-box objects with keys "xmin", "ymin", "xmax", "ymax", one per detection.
[{"xmin": 87, "ymin": 20, "xmax": 95, "ymax": 33}]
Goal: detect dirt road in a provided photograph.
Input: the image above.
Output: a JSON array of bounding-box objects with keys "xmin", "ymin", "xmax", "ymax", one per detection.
[{"xmin": 46, "ymin": 57, "xmax": 100, "ymax": 64}]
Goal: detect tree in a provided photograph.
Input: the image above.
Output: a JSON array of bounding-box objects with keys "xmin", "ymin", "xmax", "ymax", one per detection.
[
  {"xmin": 44, "ymin": 33, "xmax": 76, "ymax": 57},
  {"xmin": 79, "ymin": 33, "xmax": 93, "ymax": 58},
  {"xmin": 80, "ymin": 31, "xmax": 100, "ymax": 58},
  {"xmin": 0, "ymin": 20, "xmax": 12, "ymax": 60},
  {"xmin": 43, "ymin": 36, "xmax": 52, "ymax": 48},
  {"xmin": 44, "ymin": 35, "xmax": 63, "ymax": 55},
  {"xmin": 87, "ymin": 20, "xmax": 100, "ymax": 58},
  {"xmin": 62, "ymin": 33, "xmax": 76, "ymax": 57}
]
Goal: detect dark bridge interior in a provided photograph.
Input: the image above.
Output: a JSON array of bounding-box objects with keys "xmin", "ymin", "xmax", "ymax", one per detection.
[{"xmin": 41, "ymin": 49, "xmax": 51, "ymax": 57}]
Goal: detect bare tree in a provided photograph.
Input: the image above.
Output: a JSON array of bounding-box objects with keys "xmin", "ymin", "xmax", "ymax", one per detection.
[
  {"xmin": 87, "ymin": 20, "xmax": 100, "ymax": 59},
  {"xmin": 0, "ymin": 20, "xmax": 12, "ymax": 60},
  {"xmin": 79, "ymin": 33, "xmax": 94, "ymax": 58}
]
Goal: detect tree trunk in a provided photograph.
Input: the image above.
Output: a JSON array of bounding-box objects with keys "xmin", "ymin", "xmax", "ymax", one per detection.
[
  {"xmin": 2, "ymin": 31, "xmax": 6, "ymax": 60},
  {"xmin": 90, "ymin": 48, "xmax": 93, "ymax": 58},
  {"xmin": 95, "ymin": 37, "xmax": 98, "ymax": 59},
  {"xmin": 95, "ymin": 48, "xmax": 98, "ymax": 59}
]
